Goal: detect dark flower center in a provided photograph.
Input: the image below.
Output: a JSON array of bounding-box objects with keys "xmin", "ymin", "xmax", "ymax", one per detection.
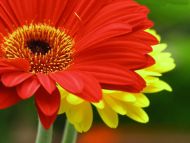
[
  {"xmin": 27, "ymin": 40, "xmax": 51, "ymax": 55},
  {"xmin": 1, "ymin": 24, "xmax": 74, "ymax": 73}
]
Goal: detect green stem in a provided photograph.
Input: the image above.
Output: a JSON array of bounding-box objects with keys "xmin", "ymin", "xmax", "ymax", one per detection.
[
  {"xmin": 61, "ymin": 120, "xmax": 78, "ymax": 143},
  {"xmin": 35, "ymin": 120, "xmax": 53, "ymax": 143}
]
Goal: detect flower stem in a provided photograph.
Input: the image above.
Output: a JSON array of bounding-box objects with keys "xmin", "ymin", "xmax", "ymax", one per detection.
[
  {"xmin": 61, "ymin": 120, "xmax": 78, "ymax": 143},
  {"xmin": 35, "ymin": 120, "xmax": 53, "ymax": 143}
]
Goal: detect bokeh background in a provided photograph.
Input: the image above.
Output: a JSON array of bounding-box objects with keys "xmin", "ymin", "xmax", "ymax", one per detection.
[{"xmin": 0, "ymin": 0, "xmax": 190, "ymax": 143}]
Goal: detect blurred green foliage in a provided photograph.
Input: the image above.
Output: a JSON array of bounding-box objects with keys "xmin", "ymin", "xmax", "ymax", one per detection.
[
  {"xmin": 0, "ymin": 1, "xmax": 190, "ymax": 142},
  {"xmin": 136, "ymin": 0, "xmax": 190, "ymax": 130}
]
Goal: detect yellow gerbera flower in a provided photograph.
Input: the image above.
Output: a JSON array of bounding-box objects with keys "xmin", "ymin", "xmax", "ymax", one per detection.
[{"xmin": 58, "ymin": 30, "xmax": 175, "ymax": 132}]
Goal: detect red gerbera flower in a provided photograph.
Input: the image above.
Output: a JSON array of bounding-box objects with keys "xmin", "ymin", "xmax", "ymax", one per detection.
[{"xmin": 0, "ymin": 0, "xmax": 157, "ymax": 129}]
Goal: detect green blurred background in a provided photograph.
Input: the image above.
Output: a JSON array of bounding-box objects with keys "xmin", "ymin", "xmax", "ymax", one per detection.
[{"xmin": 0, "ymin": 1, "xmax": 190, "ymax": 143}]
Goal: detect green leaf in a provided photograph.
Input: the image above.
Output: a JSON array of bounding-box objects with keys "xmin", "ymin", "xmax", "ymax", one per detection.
[{"xmin": 161, "ymin": 0, "xmax": 189, "ymax": 5}]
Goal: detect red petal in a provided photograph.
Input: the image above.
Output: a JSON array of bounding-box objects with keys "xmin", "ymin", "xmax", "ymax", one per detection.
[
  {"xmin": 0, "ymin": 66, "xmax": 19, "ymax": 74},
  {"xmin": 37, "ymin": 73, "xmax": 56, "ymax": 94},
  {"xmin": 74, "ymin": 38, "xmax": 154, "ymax": 70},
  {"xmin": 144, "ymin": 54, "xmax": 155, "ymax": 68},
  {"xmin": 0, "ymin": 84, "xmax": 20, "ymax": 109},
  {"xmin": 36, "ymin": 106, "xmax": 57, "ymax": 129},
  {"xmin": 129, "ymin": 30, "xmax": 158, "ymax": 46},
  {"xmin": 16, "ymin": 77, "xmax": 41, "ymax": 99},
  {"xmin": 102, "ymin": 83, "xmax": 142, "ymax": 93},
  {"xmin": 0, "ymin": 59, "xmax": 30, "ymax": 73},
  {"xmin": 75, "ymin": 72, "xmax": 102, "ymax": 102},
  {"xmin": 59, "ymin": 0, "xmax": 111, "ymax": 36},
  {"xmin": 71, "ymin": 63, "xmax": 146, "ymax": 92},
  {"xmin": 1, "ymin": 72, "xmax": 33, "ymax": 87},
  {"xmin": 35, "ymin": 87, "xmax": 60, "ymax": 116},
  {"xmin": 76, "ymin": 23, "xmax": 132, "ymax": 52},
  {"xmin": 83, "ymin": 1, "xmax": 149, "ymax": 31},
  {"xmin": 0, "ymin": 59, "xmax": 17, "ymax": 70},
  {"xmin": 6, "ymin": 58, "xmax": 30, "ymax": 72},
  {"xmin": 49, "ymin": 71, "xmax": 84, "ymax": 94},
  {"xmin": 50, "ymin": 71, "xmax": 102, "ymax": 102}
]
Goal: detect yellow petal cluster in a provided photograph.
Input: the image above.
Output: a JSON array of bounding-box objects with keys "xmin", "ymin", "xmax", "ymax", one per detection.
[{"xmin": 58, "ymin": 30, "xmax": 175, "ymax": 132}]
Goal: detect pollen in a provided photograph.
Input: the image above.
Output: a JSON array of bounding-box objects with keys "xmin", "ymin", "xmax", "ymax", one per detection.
[{"xmin": 1, "ymin": 24, "xmax": 74, "ymax": 73}]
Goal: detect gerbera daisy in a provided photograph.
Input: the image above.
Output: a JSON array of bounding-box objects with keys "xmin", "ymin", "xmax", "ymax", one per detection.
[
  {"xmin": 0, "ymin": 0, "xmax": 157, "ymax": 129},
  {"xmin": 58, "ymin": 30, "xmax": 175, "ymax": 132}
]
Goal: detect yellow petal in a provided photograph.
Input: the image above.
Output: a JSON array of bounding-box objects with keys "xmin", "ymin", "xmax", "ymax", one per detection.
[
  {"xmin": 57, "ymin": 84, "xmax": 69, "ymax": 99},
  {"xmin": 93, "ymin": 100, "xmax": 105, "ymax": 109},
  {"xmin": 104, "ymin": 96, "xmax": 127, "ymax": 115},
  {"xmin": 103, "ymin": 89, "xmax": 116, "ymax": 94},
  {"xmin": 66, "ymin": 93, "xmax": 84, "ymax": 105},
  {"xmin": 151, "ymin": 43, "xmax": 167, "ymax": 54},
  {"xmin": 145, "ymin": 29, "xmax": 161, "ymax": 41},
  {"xmin": 149, "ymin": 60, "xmax": 176, "ymax": 74},
  {"xmin": 133, "ymin": 93, "xmax": 150, "ymax": 107},
  {"xmin": 58, "ymin": 98, "xmax": 68, "ymax": 114},
  {"xmin": 66, "ymin": 103, "xmax": 85, "ymax": 124},
  {"xmin": 109, "ymin": 92, "xmax": 136, "ymax": 102},
  {"xmin": 144, "ymin": 78, "xmax": 172, "ymax": 93},
  {"xmin": 72, "ymin": 102, "xmax": 93, "ymax": 133},
  {"xmin": 125, "ymin": 105, "xmax": 149, "ymax": 123},
  {"xmin": 136, "ymin": 70, "xmax": 162, "ymax": 77},
  {"xmin": 148, "ymin": 43, "xmax": 176, "ymax": 74},
  {"xmin": 97, "ymin": 102, "xmax": 118, "ymax": 128}
]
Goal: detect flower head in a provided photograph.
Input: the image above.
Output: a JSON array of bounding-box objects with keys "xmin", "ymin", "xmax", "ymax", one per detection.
[{"xmin": 0, "ymin": 0, "xmax": 157, "ymax": 129}]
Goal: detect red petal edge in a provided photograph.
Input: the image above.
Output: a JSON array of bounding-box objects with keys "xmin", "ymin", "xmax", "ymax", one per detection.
[
  {"xmin": 36, "ymin": 106, "xmax": 57, "ymax": 129},
  {"xmin": 35, "ymin": 87, "xmax": 60, "ymax": 116},
  {"xmin": 17, "ymin": 77, "xmax": 41, "ymax": 99},
  {"xmin": 1, "ymin": 72, "xmax": 33, "ymax": 87},
  {"xmin": 37, "ymin": 73, "xmax": 56, "ymax": 94},
  {"xmin": 0, "ymin": 84, "xmax": 20, "ymax": 109},
  {"xmin": 49, "ymin": 71, "xmax": 84, "ymax": 94}
]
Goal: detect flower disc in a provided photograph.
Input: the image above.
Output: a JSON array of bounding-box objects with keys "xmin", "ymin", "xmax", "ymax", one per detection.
[{"xmin": 1, "ymin": 24, "xmax": 74, "ymax": 73}]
